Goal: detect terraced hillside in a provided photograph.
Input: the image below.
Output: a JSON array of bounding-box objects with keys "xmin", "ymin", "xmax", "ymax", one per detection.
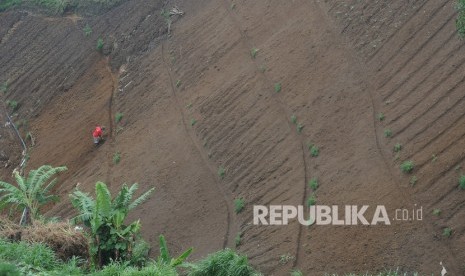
[{"xmin": 0, "ymin": 0, "xmax": 463, "ymax": 275}]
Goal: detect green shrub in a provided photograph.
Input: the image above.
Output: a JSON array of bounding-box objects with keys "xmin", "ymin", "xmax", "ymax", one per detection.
[
  {"xmin": 291, "ymin": 114, "xmax": 297, "ymax": 124},
  {"xmin": 115, "ymin": 112, "xmax": 123, "ymax": 123},
  {"xmin": 400, "ymin": 160, "xmax": 414, "ymax": 173},
  {"xmin": 291, "ymin": 269, "xmax": 303, "ymax": 276},
  {"xmin": 274, "ymin": 83, "xmax": 281, "ymax": 93},
  {"xmin": 176, "ymin": 80, "xmax": 181, "ymax": 88},
  {"xmin": 235, "ymin": 232, "xmax": 242, "ymax": 247},
  {"xmin": 190, "ymin": 119, "xmax": 197, "ymax": 126},
  {"xmin": 234, "ymin": 198, "xmax": 245, "ymax": 214},
  {"xmin": 97, "ymin": 38, "xmax": 104, "ymax": 51},
  {"xmin": 307, "ymin": 193, "xmax": 316, "ymax": 206},
  {"xmin": 459, "ymin": 175, "xmax": 465, "ymax": 189},
  {"xmin": 433, "ymin": 208, "xmax": 441, "ymax": 216},
  {"xmin": 443, "ymin": 227, "xmax": 452, "ymax": 238},
  {"xmin": 187, "ymin": 248, "xmax": 259, "ymax": 276},
  {"xmin": 0, "ymin": 262, "xmax": 20, "ymax": 276},
  {"xmin": 5, "ymin": 100, "xmax": 18, "ymax": 112},
  {"xmin": 0, "ymin": 81, "xmax": 8, "ymax": 93},
  {"xmin": 377, "ymin": 113, "xmax": 385, "ymax": 121},
  {"xmin": 409, "ymin": 175, "xmax": 417, "ymax": 186},
  {"xmin": 297, "ymin": 123, "xmax": 304, "ymax": 133},
  {"xmin": 393, "ymin": 143, "xmax": 402, "ymax": 152},
  {"xmin": 309, "ymin": 145, "xmax": 319, "ymax": 157}
]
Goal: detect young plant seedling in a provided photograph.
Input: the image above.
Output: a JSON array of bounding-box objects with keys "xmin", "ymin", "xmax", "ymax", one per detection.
[
  {"xmin": 190, "ymin": 119, "xmax": 197, "ymax": 126},
  {"xmin": 307, "ymin": 193, "xmax": 316, "ymax": 206},
  {"xmin": 308, "ymin": 177, "xmax": 318, "ymax": 190},
  {"xmin": 297, "ymin": 123, "xmax": 304, "ymax": 133},
  {"xmin": 234, "ymin": 198, "xmax": 245, "ymax": 214},
  {"xmin": 113, "ymin": 152, "xmax": 121, "ymax": 164},
  {"xmin": 83, "ymin": 24, "xmax": 92, "ymax": 36},
  {"xmin": 443, "ymin": 227, "xmax": 452, "ymax": 238},
  {"xmin": 274, "ymin": 83, "xmax": 281, "ymax": 93},
  {"xmin": 250, "ymin": 47, "xmax": 259, "ymax": 58},
  {"xmin": 459, "ymin": 175, "xmax": 465, "ymax": 189},
  {"xmin": 115, "ymin": 112, "xmax": 123, "ymax": 123},
  {"xmin": 377, "ymin": 113, "xmax": 385, "ymax": 121},
  {"xmin": 384, "ymin": 128, "xmax": 392, "ymax": 138},
  {"xmin": 218, "ymin": 166, "xmax": 225, "ymax": 179},
  {"xmin": 409, "ymin": 175, "xmax": 417, "ymax": 186},
  {"xmin": 291, "ymin": 114, "xmax": 297, "ymax": 124},
  {"xmin": 432, "ymin": 208, "xmax": 441, "ymax": 216},
  {"xmin": 393, "ymin": 143, "xmax": 402, "ymax": 152},
  {"xmin": 400, "ymin": 160, "xmax": 414, "ymax": 173}
]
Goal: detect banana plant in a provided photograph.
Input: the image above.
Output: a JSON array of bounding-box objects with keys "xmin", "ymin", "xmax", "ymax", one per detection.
[
  {"xmin": 0, "ymin": 165, "xmax": 67, "ymax": 224},
  {"xmin": 70, "ymin": 181, "xmax": 154, "ymax": 267},
  {"xmin": 158, "ymin": 234, "xmax": 193, "ymax": 267}
]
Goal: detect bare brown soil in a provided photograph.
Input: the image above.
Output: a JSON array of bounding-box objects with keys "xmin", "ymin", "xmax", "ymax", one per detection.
[{"xmin": 0, "ymin": 0, "xmax": 464, "ymax": 275}]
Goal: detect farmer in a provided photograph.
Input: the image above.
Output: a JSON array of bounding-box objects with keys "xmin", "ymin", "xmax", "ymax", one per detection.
[{"xmin": 92, "ymin": 125, "xmax": 104, "ymax": 145}]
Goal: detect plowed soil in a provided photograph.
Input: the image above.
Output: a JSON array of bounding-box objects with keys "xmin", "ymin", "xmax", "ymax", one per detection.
[{"xmin": 1, "ymin": 0, "xmax": 464, "ymax": 275}]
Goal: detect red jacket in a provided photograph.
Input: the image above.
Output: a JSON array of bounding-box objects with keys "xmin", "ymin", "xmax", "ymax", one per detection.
[{"xmin": 93, "ymin": 127, "xmax": 103, "ymax": 138}]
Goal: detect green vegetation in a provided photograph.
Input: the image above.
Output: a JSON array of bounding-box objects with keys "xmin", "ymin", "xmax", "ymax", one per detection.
[
  {"xmin": 457, "ymin": 0, "xmax": 465, "ymax": 37},
  {"xmin": 279, "ymin": 253, "xmax": 294, "ymax": 265},
  {"xmin": 377, "ymin": 113, "xmax": 385, "ymax": 121},
  {"xmin": 459, "ymin": 175, "xmax": 465, "ymax": 189},
  {"xmin": 307, "ymin": 193, "xmax": 316, "ymax": 206},
  {"xmin": 393, "ymin": 143, "xmax": 402, "ymax": 152},
  {"xmin": 291, "ymin": 270, "xmax": 303, "ymax": 276},
  {"xmin": 176, "ymin": 79, "xmax": 181, "ymax": 87},
  {"xmin": 190, "ymin": 118, "xmax": 197, "ymax": 126},
  {"xmin": 113, "ymin": 152, "xmax": 121, "ymax": 164},
  {"xmin": 0, "ymin": 81, "xmax": 8, "ymax": 93},
  {"xmin": 297, "ymin": 123, "xmax": 304, "ymax": 133},
  {"xmin": 230, "ymin": 3, "xmax": 236, "ymax": 9},
  {"xmin": 309, "ymin": 177, "xmax": 318, "ymax": 190},
  {"xmin": 188, "ymin": 248, "xmax": 260, "ymax": 276},
  {"xmin": 70, "ymin": 182, "xmax": 154, "ymax": 267},
  {"xmin": 0, "ymin": 165, "xmax": 67, "ymax": 222},
  {"xmin": 234, "ymin": 198, "xmax": 245, "ymax": 214},
  {"xmin": 6, "ymin": 100, "xmax": 18, "ymax": 112},
  {"xmin": 235, "ymin": 232, "xmax": 242, "ymax": 247},
  {"xmin": 409, "ymin": 175, "xmax": 417, "ymax": 186},
  {"xmin": 259, "ymin": 65, "xmax": 266, "ymax": 73},
  {"xmin": 443, "ymin": 227, "xmax": 452, "ymax": 238},
  {"xmin": 400, "ymin": 160, "xmax": 414, "ymax": 173},
  {"xmin": 433, "ymin": 208, "xmax": 441, "ymax": 216},
  {"xmin": 218, "ymin": 166, "xmax": 225, "ymax": 179},
  {"xmin": 0, "ymin": 0, "xmax": 20, "ymax": 12},
  {"xmin": 158, "ymin": 234, "xmax": 193, "ymax": 268},
  {"xmin": 384, "ymin": 128, "xmax": 392, "ymax": 138},
  {"xmin": 291, "ymin": 114, "xmax": 297, "ymax": 124},
  {"xmin": 115, "ymin": 112, "xmax": 123, "ymax": 123},
  {"xmin": 83, "ymin": 24, "xmax": 92, "ymax": 36},
  {"xmin": 97, "ymin": 38, "xmax": 104, "ymax": 51},
  {"xmin": 431, "ymin": 154, "xmax": 438, "ymax": 163},
  {"xmin": 309, "ymin": 144, "xmax": 319, "ymax": 157},
  {"xmin": 250, "ymin": 48, "xmax": 259, "ymax": 59},
  {"xmin": 274, "ymin": 83, "xmax": 281, "ymax": 93}
]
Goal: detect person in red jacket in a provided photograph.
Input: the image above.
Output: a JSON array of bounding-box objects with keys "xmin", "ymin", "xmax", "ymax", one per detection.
[{"xmin": 92, "ymin": 125, "xmax": 104, "ymax": 145}]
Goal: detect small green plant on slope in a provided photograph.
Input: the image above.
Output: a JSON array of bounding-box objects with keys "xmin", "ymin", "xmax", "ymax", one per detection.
[
  {"xmin": 400, "ymin": 160, "xmax": 414, "ymax": 173},
  {"xmin": 0, "ymin": 81, "xmax": 8, "ymax": 93},
  {"xmin": 250, "ymin": 47, "xmax": 259, "ymax": 58},
  {"xmin": 279, "ymin": 253, "xmax": 295, "ymax": 265},
  {"xmin": 307, "ymin": 193, "xmax": 316, "ymax": 206},
  {"xmin": 409, "ymin": 175, "xmax": 417, "ymax": 186},
  {"xmin": 158, "ymin": 234, "xmax": 193, "ymax": 268},
  {"xmin": 218, "ymin": 166, "xmax": 225, "ymax": 179},
  {"xmin": 297, "ymin": 123, "xmax": 304, "ymax": 133},
  {"xmin": 377, "ymin": 112, "xmax": 385, "ymax": 121},
  {"xmin": 235, "ymin": 232, "xmax": 242, "ymax": 247},
  {"xmin": 0, "ymin": 165, "xmax": 67, "ymax": 224},
  {"xmin": 433, "ymin": 208, "xmax": 441, "ymax": 216},
  {"xmin": 443, "ymin": 227, "xmax": 452, "ymax": 237},
  {"xmin": 384, "ymin": 128, "xmax": 392, "ymax": 138},
  {"xmin": 291, "ymin": 270, "xmax": 303, "ymax": 276},
  {"xmin": 70, "ymin": 181, "xmax": 154, "ymax": 267},
  {"xmin": 456, "ymin": 0, "xmax": 465, "ymax": 37},
  {"xmin": 97, "ymin": 38, "xmax": 104, "ymax": 51},
  {"xmin": 190, "ymin": 118, "xmax": 197, "ymax": 126},
  {"xmin": 115, "ymin": 112, "xmax": 123, "ymax": 123},
  {"xmin": 113, "ymin": 152, "xmax": 121, "ymax": 164},
  {"xmin": 234, "ymin": 198, "xmax": 245, "ymax": 213},
  {"xmin": 309, "ymin": 177, "xmax": 318, "ymax": 190},
  {"xmin": 291, "ymin": 114, "xmax": 297, "ymax": 124},
  {"xmin": 309, "ymin": 144, "xmax": 319, "ymax": 157},
  {"xmin": 83, "ymin": 24, "xmax": 92, "ymax": 36},
  {"xmin": 274, "ymin": 83, "xmax": 281, "ymax": 93},
  {"xmin": 6, "ymin": 100, "xmax": 18, "ymax": 112},
  {"xmin": 176, "ymin": 79, "xmax": 181, "ymax": 87},
  {"xmin": 187, "ymin": 248, "xmax": 259, "ymax": 276},
  {"xmin": 459, "ymin": 175, "xmax": 465, "ymax": 189},
  {"xmin": 393, "ymin": 143, "xmax": 402, "ymax": 152}
]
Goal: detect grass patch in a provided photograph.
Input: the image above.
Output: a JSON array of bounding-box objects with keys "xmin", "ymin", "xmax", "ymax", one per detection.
[
  {"xmin": 384, "ymin": 128, "xmax": 392, "ymax": 138},
  {"xmin": 279, "ymin": 253, "xmax": 294, "ymax": 265},
  {"xmin": 433, "ymin": 208, "xmax": 441, "ymax": 216},
  {"xmin": 0, "ymin": 81, "xmax": 8, "ymax": 93},
  {"xmin": 97, "ymin": 38, "xmax": 104, "ymax": 51},
  {"xmin": 234, "ymin": 198, "xmax": 245, "ymax": 214},
  {"xmin": 308, "ymin": 144, "xmax": 319, "ymax": 157},
  {"xmin": 218, "ymin": 166, "xmax": 225, "ymax": 179},
  {"xmin": 308, "ymin": 177, "xmax": 318, "ymax": 190},
  {"xmin": 112, "ymin": 152, "xmax": 121, "ymax": 164},
  {"xmin": 115, "ymin": 112, "xmax": 123, "ymax": 123},
  {"xmin": 250, "ymin": 47, "xmax": 259, "ymax": 59},
  {"xmin": 291, "ymin": 270, "xmax": 303, "ymax": 276},
  {"xmin": 0, "ymin": 0, "xmax": 21, "ymax": 11},
  {"xmin": 393, "ymin": 143, "xmax": 402, "ymax": 152},
  {"xmin": 400, "ymin": 160, "xmax": 414, "ymax": 173},
  {"xmin": 188, "ymin": 248, "xmax": 259, "ymax": 276},
  {"xmin": 274, "ymin": 83, "xmax": 281, "ymax": 93}
]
